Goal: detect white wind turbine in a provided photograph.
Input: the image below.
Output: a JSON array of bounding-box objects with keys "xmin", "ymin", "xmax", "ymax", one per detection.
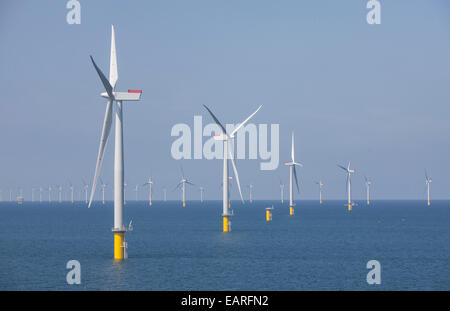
[
  {"xmin": 69, "ymin": 182, "xmax": 75, "ymax": 204},
  {"xmin": 39, "ymin": 186, "xmax": 43, "ymax": 203},
  {"xmin": 199, "ymin": 186, "xmax": 204, "ymax": 203},
  {"xmin": 82, "ymin": 180, "xmax": 89, "ymax": 204},
  {"xmin": 338, "ymin": 162, "xmax": 355, "ymax": 211},
  {"xmin": 425, "ymin": 170, "xmax": 432, "ymax": 207},
  {"xmin": 31, "ymin": 187, "xmax": 35, "ymax": 203},
  {"xmin": 315, "ymin": 180, "xmax": 324, "ymax": 204},
  {"xmin": 57, "ymin": 185, "xmax": 63, "ymax": 203},
  {"xmin": 284, "ymin": 132, "xmax": 302, "ymax": 216},
  {"xmin": 163, "ymin": 187, "xmax": 167, "ymax": 202},
  {"xmin": 175, "ymin": 167, "xmax": 194, "ymax": 207},
  {"xmin": 47, "ymin": 185, "xmax": 52, "ymax": 203},
  {"xmin": 100, "ymin": 178, "xmax": 108, "ymax": 205},
  {"xmin": 87, "ymin": 25, "xmax": 142, "ymax": 260},
  {"xmin": 134, "ymin": 184, "xmax": 139, "ymax": 201},
  {"xmin": 364, "ymin": 176, "xmax": 372, "ymax": 205},
  {"xmin": 247, "ymin": 183, "xmax": 254, "ymax": 204},
  {"xmin": 279, "ymin": 178, "xmax": 285, "ymax": 204},
  {"xmin": 203, "ymin": 104, "xmax": 261, "ymax": 232},
  {"xmin": 143, "ymin": 177, "xmax": 154, "ymax": 206}
]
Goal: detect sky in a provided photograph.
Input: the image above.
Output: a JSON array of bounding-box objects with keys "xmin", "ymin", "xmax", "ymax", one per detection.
[{"xmin": 1, "ymin": 0, "xmax": 450, "ymax": 201}]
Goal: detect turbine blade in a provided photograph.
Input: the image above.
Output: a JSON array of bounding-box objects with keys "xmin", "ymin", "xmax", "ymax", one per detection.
[
  {"xmin": 291, "ymin": 132, "xmax": 295, "ymax": 162},
  {"xmin": 88, "ymin": 101, "xmax": 113, "ymax": 208},
  {"xmin": 337, "ymin": 164, "xmax": 347, "ymax": 171},
  {"xmin": 90, "ymin": 55, "xmax": 114, "ymax": 99},
  {"xmin": 229, "ymin": 144, "xmax": 244, "ymax": 203},
  {"xmin": 293, "ymin": 165, "xmax": 300, "ymax": 193},
  {"xmin": 230, "ymin": 105, "xmax": 262, "ymax": 137},
  {"xmin": 203, "ymin": 105, "xmax": 227, "ymax": 134},
  {"xmin": 109, "ymin": 25, "xmax": 118, "ymax": 89}
]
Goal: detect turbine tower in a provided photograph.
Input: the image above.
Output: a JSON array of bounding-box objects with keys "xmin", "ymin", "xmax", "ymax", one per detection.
[
  {"xmin": 199, "ymin": 186, "xmax": 204, "ymax": 203},
  {"xmin": 134, "ymin": 184, "xmax": 139, "ymax": 201},
  {"xmin": 82, "ymin": 181, "xmax": 89, "ymax": 204},
  {"xmin": 364, "ymin": 176, "xmax": 372, "ymax": 205},
  {"xmin": 175, "ymin": 167, "xmax": 194, "ymax": 207},
  {"xmin": 31, "ymin": 187, "xmax": 35, "ymax": 203},
  {"xmin": 338, "ymin": 162, "xmax": 355, "ymax": 211},
  {"xmin": 39, "ymin": 187, "xmax": 43, "ymax": 203},
  {"xmin": 203, "ymin": 104, "xmax": 261, "ymax": 232},
  {"xmin": 57, "ymin": 185, "xmax": 63, "ymax": 203},
  {"xmin": 284, "ymin": 132, "xmax": 302, "ymax": 216},
  {"xmin": 315, "ymin": 180, "xmax": 324, "ymax": 204},
  {"xmin": 69, "ymin": 182, "xmax": 74, "ymax": 204},
  {"xmin": 163, "ymin": 187, "xmax": 167, "ymax": 202},
  {"xmin": 48, "ymin": 185, "xmax": 52, "ymax": 203},
  {"xmin": 279, "ymin": 179, "xmax": 285, "ymax": 204},
  {"xmin": 247, "ymin": 184, "xmax": 254, "ymax": 204},
  {"xmin": 87, "ymin": 25, "xmax": 142, "ymax": 260},
  {"xmin": 100, "ymin": 178, "xmax": 107, "ymax": 205},
  {"xmin": 143, "ymin": 178, "xmax": 154, "ymax": 206},
  {"xmin": 425, "ymin": 170, "xmax": 432, "ymax": 206}
]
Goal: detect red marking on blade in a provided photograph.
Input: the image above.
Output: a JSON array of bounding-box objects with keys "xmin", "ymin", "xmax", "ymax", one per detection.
[{"xmin": 128, "ymin": 90, "xmax": 142, "ymax": 93}]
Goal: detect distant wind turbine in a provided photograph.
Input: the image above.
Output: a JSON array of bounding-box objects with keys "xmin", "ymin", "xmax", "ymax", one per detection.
[
  {"xmin": 284, "ymin": 132, "xmax": 302, "ymax": 216},
  {"xmin": 279, "ymin": 179, "xmax": 285, "ymax": 204},
  {"xmin": 315, "ymin": 180, "xmax": 324, "ymax": 204},
  {"xmin": 338, "ymin": 162, "xmax": 355, "ymax": 211},
  {"xmin": 247, "ymin": 184, "xmax": 254, "ymax": 204},
  {"xmin": 199, "ymin": 186, "xmax": 205, "ymax": 203},
  {"xmin": 425, "ymin": 170, "xmax": 432, "ymax": 207},
  {"xmin": 143, "ymin": 177, "xmax": 154, "ymax": 206},
  {"xmin": 175, "ymin": 166, "xmax": 194, "ymax": 207},
  {"xmin": 203, "ymin": 104, "xmax": 261, "ymax": 232},
  {"xmin": 364, "ymin": 176, "xmax": 372, "ymax": 205},
  {"xmin": 100, "ymin": 178, "xmax": 108, "ymax": 205}
]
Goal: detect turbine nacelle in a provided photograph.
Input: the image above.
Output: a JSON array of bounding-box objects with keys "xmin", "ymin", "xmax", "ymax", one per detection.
[{"xmin": 100, "ymin": 90, "xmax": 142, "ymax": 101}]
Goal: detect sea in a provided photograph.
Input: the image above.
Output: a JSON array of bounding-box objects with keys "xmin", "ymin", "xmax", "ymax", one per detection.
[{"xmin": 0, "ymin": 200, "xmax": 449, "ymax": 290}]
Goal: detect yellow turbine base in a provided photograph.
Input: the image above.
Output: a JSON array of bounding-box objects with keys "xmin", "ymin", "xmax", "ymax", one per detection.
[
  {"xmin": 102, "ymin": 200, "xmax": 105, "ymax": 205},
  {"xmin": 114, "ymin": 232, "xmax": 125, "ymax": 260},
  {"xmin": 367, "ymin": 200, "xmax": 370, "ymax": 205},
  {"xmin": 281, "ymin": 200, "xmax": 284, "ymax": 204},
  {"xmin": 289, "ymin": 206, "xmax": 294, "ymax": 215},
  {"xmin": 150, "ymin": 201, "xmax": 152, "ymax": 206},
  {"xmin": 228, "ymin": 202, "xmax": 231, "ymax": 209},
  {"xmin": 183, "ymin": 201, "xmax": 186, "ymax": 207},
  {"xmin": 320, "ymin": 200, "xmax": 322, "ymax": 204},
  {"xmin": 266, "ymin": 210, "xmax": 272, "ymax": 222},
  {"xmin": 348, "ymin": 203, "xmax": 352, "ymax": 211},
  {"xmin": 223, "ymin": 216, "xmax": 230, "ymax": 232},
  {"xmin": 124, "ymin": 200, "xmax": 126, "ymax": 205},
  {"xmin": 427, "ymin": 201, "xmax": 430, "ymax": 206}
]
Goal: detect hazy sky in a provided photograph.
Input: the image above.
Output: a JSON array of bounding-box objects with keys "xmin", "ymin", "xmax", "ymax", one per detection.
[{"xmin": 1, "ymin": 0, "xmax": 450, "ymax": 201}]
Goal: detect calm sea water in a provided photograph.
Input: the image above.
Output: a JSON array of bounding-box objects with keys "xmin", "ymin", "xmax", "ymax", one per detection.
[{"xmin": 0, "ymin": 200, "xmax": 449, "ymax": 290}]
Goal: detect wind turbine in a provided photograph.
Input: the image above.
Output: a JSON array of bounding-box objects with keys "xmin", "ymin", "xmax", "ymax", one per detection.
[
  {"xmin": 425, "ymin": 170, "xmax": 432, "ymax": 206},
  {"xmin": 100, "ymin": 178, "xmax": 107, "ymax": 205},
  {"xmin": 337, "ymin": 162, "xmax": 355, "ymax": 211},
  {"xmin": 163, "ymin": 187, "xmax": 167, "ymax": 202},
  {"xmin": 57, "ymin": 185, "xmax": 63, "ymax": 203},
  {"xmin": 175, "ymin": 167, "xmax": 194, "ymax": 207},
  {"xmin": 279, "ymin": 179, "xmax": 285, "ymax": 204},
  {"xmin": 82, "ymin": 180, "xmax": 89, "ymax": 204},
  {"xmin": 69, "ymin": 182, "xmax": 75, "ymax": 204},
  {"xmin": 9, "ymin": 188, "xmax": 12, "ymax": 202},
  {"xmin": 247, "ymin": 184, "xmax": 254, "ymax": 204},
  {"xmin": 203, "ymin": 104, "xmax": 261, "ymax": 232},
  {"xmin": 284, "ymin": 132, "xmax": 302, "ymax": 216},
  {"xmin": 87, "ymin": 25, "xmax": 142, "ymax": 260},
  {"xmin": 315, "ymin": 180, "xmax": 324, "ymax": 204},
  {"xmin": 39, "ymin": 186, "xmax": 43, "ymax": 203},
  {"xmin": 47, "ymin": 185, "xmax": 52, "ymax": 203},
  {"xmin": 364, "ymin": 176, "xmax": 372, "ymax": 205},
  {"xmin": 199, "ymin": 186, "xmax": 204, "ymax": 203},
  {"xmin": 143, "ymin": 178, "xmax": 154, "ymax": 206},
  {"xmin": 134, "ymin": 184, "xmax": 139, "ymax": 201}
]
